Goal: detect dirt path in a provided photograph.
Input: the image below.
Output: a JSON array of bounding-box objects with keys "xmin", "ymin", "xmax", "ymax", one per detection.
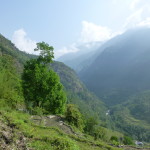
[{"xmin": 31, "ymin": 115, "xmax": 77, "ymax": 135}]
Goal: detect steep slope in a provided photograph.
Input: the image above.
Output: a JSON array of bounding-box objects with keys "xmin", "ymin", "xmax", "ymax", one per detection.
[
  {"xmin": 51, "ymin": 61, "xmax": 106, "ymax": 119},
  {"xmin": 0, "ymin": 34, "xmax": 35, "ymax": 73},
  {"xmin": 0, "ymin": 33, "xmax": 106, "ymax": 121},
  {"xmin": 57, "ymin": 42, "xmax": 103, "ymax": 73},
  {"xmin": 118, "ymin": 90, "xmax": 150, "ymax": 124},
  {"xmin": 110, "ymin": 91, "xmax": 150, "ymax": 142},
  {"xmin": 80, "ymin": 27, "xmax": 150, "ymax": 106},
  {"xmin": 79, "ymin": 28, "xmax": 150, "ymax": 141},
  {"xmin": 0, "ymin": 33, "xmax": 122, "ymax": 150}
]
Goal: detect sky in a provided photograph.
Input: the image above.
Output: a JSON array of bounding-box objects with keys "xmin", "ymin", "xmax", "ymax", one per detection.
[{"xmin": 1, "ymin": 0, "xmax": 150, "ymax": 58}]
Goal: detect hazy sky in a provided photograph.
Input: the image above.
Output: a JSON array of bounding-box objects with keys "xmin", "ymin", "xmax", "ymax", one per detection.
[{"xmin": 1, "ymin": 0, "xmax": 150, "ymax": 58}]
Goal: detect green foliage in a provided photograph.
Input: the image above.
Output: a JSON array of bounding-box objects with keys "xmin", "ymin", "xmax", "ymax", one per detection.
[
  {"xmin": 93, "ymin": 126, "xmax": 107, "ymax": 140},
  {"xmin": 123, "ymin": 136, "xmax": 133, "ymax": 145},
  {"xmin": 0, "ymin": 108, "xmax": 119, "ymax": 150},
  {"xmin": 65, "ymin": 104, "xmax": 85, "ymax": 131},
  {"xmin": 0, "ymin": 33, "xmax": 126, "ymax": 150},
  {"xmin": 110, "ymin": 136, "xmax": 118, "ymax": 142},
  {"xmin": 51, "ymin": 61, "xmax": 106, "ymax": 122},
  {"xmin": 0, "ymin": 34, "xmax": 34, "ymax": 69},
  {"xmin": 84, "ymin": 116, "xmax": 99, "ymax": 134},
  {"xmin": 50, "ymin": 137, "xmax": 79, "ymax": 150},
  {"xmin": 0, "ymin": 55, "xmax": 24, "ymax": 108},
  {"xmin": 111, "ymin": 95, "xmax": 150, "ymax": 142},
  {"xmin": 22, "ymin": 42, "xmax": 66, "ymax": 114},
  {"xmin": 126, "ymin": 91, "xmax": 150, "ymax": 124},
  {"xmin": 34, "ymin": 41, "xmax": 54, "ymax": 64},
  {"xmin": 110, "ymin": 136, "xmax": 119, "ymax": 146}
]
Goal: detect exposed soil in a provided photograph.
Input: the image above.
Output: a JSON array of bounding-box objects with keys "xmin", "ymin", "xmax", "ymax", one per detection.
[
  {"xmin": 31, "ymin": 115, "xmax": 77, "ymax": 135},
  {"xmin": 0, "ymin": 115, "xmax": 30, "ymax": 150}
]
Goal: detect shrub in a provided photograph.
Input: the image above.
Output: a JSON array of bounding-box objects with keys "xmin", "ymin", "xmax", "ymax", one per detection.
[
  {"xmin": 93, "ymin": 126, "xmax": 107, "ymax": 140},
  {"xmin": 65, "ymin": 104, "xmax": 84, "ymax": 131},
  {"xmin": 123, "ymin": 136, "xmax": 133, "ymax": 145}
]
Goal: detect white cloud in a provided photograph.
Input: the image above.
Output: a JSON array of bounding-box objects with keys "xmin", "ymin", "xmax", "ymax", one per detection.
[
  {"xmin": 55, "ymin": 21, "xmax": 114, "ymax": 59},
  {"xmin": 55, "ymin": 43, "xmax": 79, "ymax": 59},
  {"xmin": 123, "ymin": 8, "xmax": 143, "ymax": 29},
  {"xmin": 137, "ymin": 17, "xmax": 150, "ymax": 27},
  {"xmin": 79, "ymin": 21, "xmax": 112, "ymax": 43},
  {"xmin": 55, "ymin": 21, "xmax": 123, "ymax": 59},
  {"xmin": 130, "ymin": 0, "xmax": 140, "ymax": 10},
  {"xmin": 12, "ymin": 29, "xmax": 37, "ymax": 54},
  {"xmin": 124, "ymin": 0, "xmax": 150, "ymax": 29}
]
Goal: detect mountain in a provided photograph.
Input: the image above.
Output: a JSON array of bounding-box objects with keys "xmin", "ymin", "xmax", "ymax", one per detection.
[
  {"xmin": 0, "ymin": 33, "xmax": 125, "ymax": 150},
  {"xmin": 78, "ymin": 28, "xmax": 150, "ymax": 141},
  {"xmin": 80, "ymin": 27, "xmax": 150, "ymax": 106},
  {"xmin": 109, "ymin": 90, "xmax": 150, "ymax": 142},
  {"xmin": 57, "ymin": 41, "xmax": 103, "ymax": 73},
  {"xmin": 51, "ymin": 61, "xmax": 106, "ymax": 119},
  {"xmin": 0, "ymin": 33, "xmax": 106, "ymax": 120}
]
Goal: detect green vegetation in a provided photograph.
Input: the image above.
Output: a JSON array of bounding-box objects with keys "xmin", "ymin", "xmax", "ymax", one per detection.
[
  {"xmin": 0, "ymin": 54, "xmax": 24, "ymax": 109},
  {"xmin": 123, "ymin": 136, "xmax": 133, "ymax": 145},
  {"xmin": 78, "ymin": 28, "xmax": 150, "ymax": 143},
  {"xmin": 0, "ymin": 107, "xmax": 121, "ymax": 150},
  {"xmin": 51, "ymin": 61, "xmax": 107, "ymax": 121},
  {"xmin": 108, "ymin": 90, "xmax": 150, "ymax": 142},
  {"xmin": 0, "ymin": 34, "xmax": 126, "ymax": 149},
  {"xmin": 66, "ymin": 104, "xmax": 85, "ymax": 131},
  {"xmin": 22, "ymin": 42, "xmax": 66, "ymax": 114},
  {"xmin": 84, "ymin": 116, "xmax": 99, "ymax": 134}
]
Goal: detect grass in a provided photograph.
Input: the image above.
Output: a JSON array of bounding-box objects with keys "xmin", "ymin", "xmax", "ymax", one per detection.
[{"xmin": 0, "ymin": 100, "xmax": 121, "ymax": 150}]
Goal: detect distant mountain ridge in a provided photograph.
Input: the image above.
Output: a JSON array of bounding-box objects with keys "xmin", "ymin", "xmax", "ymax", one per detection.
[
  {"xmin": 77, "ymin": 28, "xmax": 150, "ymax": 141},
  {"xmin": 80, "ymin": 27, "xmax": 150, "ymax": 106},
  {"xmin": 57, "ymin": 41, "xmax": 103, "ymax": 72}
]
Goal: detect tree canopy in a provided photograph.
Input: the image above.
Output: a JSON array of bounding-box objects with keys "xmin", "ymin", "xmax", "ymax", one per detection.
[{"xmin": 22, "ymin": 42, "xmax": 66, "ymax": 114}]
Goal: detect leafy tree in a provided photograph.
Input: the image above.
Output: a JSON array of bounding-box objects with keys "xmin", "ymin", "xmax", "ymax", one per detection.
[
  {"xmin": 84, "ymin": 116, "xmax": 99, "ymax": 134},
  {"xmin": 123, "ymin": 136, "xmax": 133, "ymax": 145},
  {"xmin": 34, "ymin": 41, "xmax": 54, "ymax": 64},
  {"xmin": 22, "ymin": 42, "xmax": 66, "ymax": 114},
  {"xmin": 65, "ymin": 104, "xmax": 84, "ymax": 131},
  {"xmin": 93, "ymin": 126, "xmax": 107, "ymax": 140}
]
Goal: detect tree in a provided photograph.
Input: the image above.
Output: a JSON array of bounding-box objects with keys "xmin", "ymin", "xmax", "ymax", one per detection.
[
  {"xmin": 93, "ymin": 126, "xmax": 107, "ymax": 140},
  {"xmin": 22, "ymin": 42, "xmax": 66, "ymax": 114},
  {"xmin": 123, "ymin": 136, "xmax": 133, "ymax": 145},
  {"xmin": 84, "ymin": 116, "xmax": 99, "ymax": 134},
  {"xmin": 65, "ymin": 104, "xmax": 84, "ymax": 131},
  {"xmin": 34, "ymin": 41, "xmax": 54, "ymax": 64}
]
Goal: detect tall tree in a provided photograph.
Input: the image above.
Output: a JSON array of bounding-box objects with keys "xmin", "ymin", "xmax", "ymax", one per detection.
[{"xmin": 22, "ymin": 42, "xmax": 66, "ymax": 114}]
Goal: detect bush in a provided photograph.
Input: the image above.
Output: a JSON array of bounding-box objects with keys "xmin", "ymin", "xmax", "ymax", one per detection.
[
  {"xmin": 123, "ymin": 136, "xmax": 133, "ymax": 145},
  {"xmin": 84, "ymin": 116, "xmax": 98, "ymax": 134},
  {"xmin": 51, "ymin": 137, "xmax": 79, "ymax": 150},
  {"xmin": 65, "ymin": 104, "xmax": 84, "ymax": 131},
  {"xmin": 93, "ymin": 126, "xmax": 107, "ymax": 140},
  {"xmin": 110, "ymin": 136, "xmax": 118, "ymax": 142}
]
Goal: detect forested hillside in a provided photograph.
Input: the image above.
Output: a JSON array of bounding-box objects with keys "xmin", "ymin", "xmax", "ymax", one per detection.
[
  {"xmin": 80, "ymin": 28, "xmax": 150, "ymax": 106},
  {"xmin": 0, "ymin": 33, "xmax": 106, "ymax": 120},
  {"xmin": 51, "ymin": 61, "xmax": 106, "ymax": 120},
  {"xmin": 0, "ymin": 33, "xmax": 123, "ymax": 150},
  {"xmin": 78, "ymin": 27, "xmax": 150, "ymax": 142},
  {"xmin": 110, "ymin": 90, "xmax": 150, "ymax": 142}
]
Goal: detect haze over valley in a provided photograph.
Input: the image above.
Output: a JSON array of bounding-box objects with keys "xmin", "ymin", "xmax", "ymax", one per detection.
[{"xmin": 0, "ymin": 0, "xmax": 150, "ymax": 149}]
